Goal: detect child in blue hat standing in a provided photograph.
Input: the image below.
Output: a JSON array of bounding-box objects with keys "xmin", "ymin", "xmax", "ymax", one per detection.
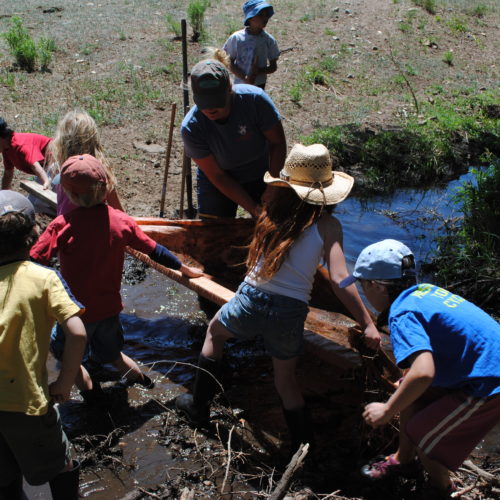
[{"xmin": 223, "ymin": 0, "xmax": 280, "ymax": 90}]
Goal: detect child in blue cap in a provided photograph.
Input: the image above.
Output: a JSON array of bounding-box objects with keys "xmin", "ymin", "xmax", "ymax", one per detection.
[
  {"xmin": 223, "ymin": 0, "xmax": 279, "ymax": 90},
  {"xmin": 342, "ymin": 239, "xmax": 500, "ymax": 497}
]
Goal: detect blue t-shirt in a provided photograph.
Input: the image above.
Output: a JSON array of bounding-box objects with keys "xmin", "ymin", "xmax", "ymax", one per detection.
[
  {"xmin": 181, "ymin": 84, "xmax": 281, "ymax": 183},
  {"xmin": 389, "ymin": 283, "xmax": 500, "ymax": 397}
]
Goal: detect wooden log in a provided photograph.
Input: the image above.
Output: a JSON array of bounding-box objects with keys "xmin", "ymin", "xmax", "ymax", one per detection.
[
  {"xmin": 127, "ymin": 247, "xmax": 362, "ymax": 369},
  {"xmin": 20, "ymin": 180, "xmax": 57, "ymax": 210}
]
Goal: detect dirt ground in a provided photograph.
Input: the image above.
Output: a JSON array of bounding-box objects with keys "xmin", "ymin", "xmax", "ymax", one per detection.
[
  {"xmin": 1, "ymin": 1, "xmax": 499, "ymax": 498},
  {"xmin": 1, "ymin": 0, "xmax": 498, "ymax": 215}
]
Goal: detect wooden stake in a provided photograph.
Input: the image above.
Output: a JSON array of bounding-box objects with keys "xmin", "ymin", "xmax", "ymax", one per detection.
[
  {"xmin": 159, "ymin": 103, "xmax": 176, "ymax": 218},
  {"xmin": 180, "ymin": 19, "xmax": 194, "ymax": 218}
]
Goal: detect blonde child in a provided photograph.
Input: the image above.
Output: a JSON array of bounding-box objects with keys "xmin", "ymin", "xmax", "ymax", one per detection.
[{"xmin": 49, "ymin": 110, "xmax": 123, "ymax": 215}]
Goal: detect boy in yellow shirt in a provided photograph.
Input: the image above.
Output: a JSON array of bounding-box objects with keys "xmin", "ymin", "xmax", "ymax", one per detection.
[{"xmin": 0, "ymin": 190, "xmax": 86, "ymax": 499}]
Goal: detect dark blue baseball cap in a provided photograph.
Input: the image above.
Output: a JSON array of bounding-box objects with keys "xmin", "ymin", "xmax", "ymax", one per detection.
[{"xmin": 243, "ymin": 0, "xmax": 274, "ymax": 26}]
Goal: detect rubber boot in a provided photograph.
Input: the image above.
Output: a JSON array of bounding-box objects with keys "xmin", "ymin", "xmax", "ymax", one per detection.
[
  {"xmin": 175, "ymin": 354, "xmax": 222, "ymax": 425},
  {"xmin": 48, "ymin": 460, "xmax": 80, "ymax": 500},
  {"xmin": 282, "ymin": 406, "xmax": 315, "ymax": 457},
  {"xmin": 80, "ymin": 381, "xmax": 107, "ymax": 407},
  {"xmin": 0, "ymin": 473, "xmax": 23, "ymax": 500}
]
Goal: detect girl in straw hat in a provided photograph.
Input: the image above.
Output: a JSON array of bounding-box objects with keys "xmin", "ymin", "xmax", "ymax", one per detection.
[{"xmin": 176, "ymin": 143, "xmax": 380, "ymax": 454}]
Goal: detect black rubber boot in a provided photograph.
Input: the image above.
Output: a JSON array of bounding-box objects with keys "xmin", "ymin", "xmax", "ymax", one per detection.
[
  {"xmin": 80, "ymin": 381, "xmax": 107, "ymax": 406},
  {"xmin": 175, "ymin": 354, "xmax": 221, "ymax": 425},
  {"xmin": 282, "ymin": 406, "xmax": 315, "ymax": 456},
  {"xmin": 48, "ymin": 460, "xmax": 79, "ymax": 500},
  {"xmin": 0, "ymin": 473, "xmax": 23, "ymax": 500}
]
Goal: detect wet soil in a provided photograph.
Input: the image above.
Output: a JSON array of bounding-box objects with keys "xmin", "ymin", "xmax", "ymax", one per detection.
[{"xmin": 24, "ymin": 266, "xmax": 499, "ymax": 499}]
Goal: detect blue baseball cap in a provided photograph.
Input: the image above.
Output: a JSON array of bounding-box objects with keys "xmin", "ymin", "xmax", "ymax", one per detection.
[
  {"xmin": 243, "ymin": 0, "xmax": 274, "ymax": 26},
  {"xmin": 339, "ymin": 239, "xmax": 415, "ymax": 288}
]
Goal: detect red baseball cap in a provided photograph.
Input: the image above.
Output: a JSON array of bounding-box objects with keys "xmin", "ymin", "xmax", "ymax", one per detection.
[{"xmin": 61, "ymin": 154, "xmax": 107, "ymax": 194}]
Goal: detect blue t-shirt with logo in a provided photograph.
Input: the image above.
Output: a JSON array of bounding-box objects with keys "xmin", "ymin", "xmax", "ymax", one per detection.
[
  {"xmin": 389, "ymin": 284, "xmax": 500, "ymax": 397},
  {"xmin": 181, "ymin": 84, "xmax": 281, "ymax": 183}
]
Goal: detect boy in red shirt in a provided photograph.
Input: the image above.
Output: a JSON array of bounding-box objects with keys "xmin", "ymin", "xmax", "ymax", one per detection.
[
  {"xmin": 31, "ymin": 154, "xmax": 202, "ymax": 402},
  {"xmin": 0, "ymin": 117, "xmax": 52, "ymax": 190}
]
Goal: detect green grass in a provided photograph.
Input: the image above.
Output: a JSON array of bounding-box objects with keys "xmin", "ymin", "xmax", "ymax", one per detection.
[
  {"xmin": 412, "ymin": 0, "xmax": 437, "ymax": 15},
  {"xmin": 301, "ymin": 89, "xmax": 500, "ymax": 195},
  {"xmin": 165, "ymin": 14, "xmax": 182, "ymax": 38}
]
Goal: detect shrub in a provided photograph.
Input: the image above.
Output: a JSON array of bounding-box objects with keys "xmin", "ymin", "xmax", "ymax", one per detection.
[
  {"xmin": 1, "ymin": 16, "xmax": 56, "ymax": 72},
  {"xmin": 442, "ymin": 50, "xmax": 453, "ymax": 65},
  {"xmin": 431, "ymin": 158, "xmax": 499, "ymax": 315},
  {"xmin": 187, "ymin": 0, "xmax": 210, "ymax": 42}
]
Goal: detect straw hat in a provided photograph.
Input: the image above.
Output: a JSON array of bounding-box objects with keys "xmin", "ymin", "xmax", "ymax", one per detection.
[{"xmin": 264, "ymin": 143, "xmax": 354, "ymax": 205}]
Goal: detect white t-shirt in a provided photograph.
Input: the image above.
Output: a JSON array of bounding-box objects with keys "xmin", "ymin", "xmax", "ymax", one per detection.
[{"xmin": 223, "ymin": 28, "xmax": 280, "ymax": 86}]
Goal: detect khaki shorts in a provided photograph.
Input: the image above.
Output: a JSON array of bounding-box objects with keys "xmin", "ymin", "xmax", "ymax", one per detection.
[{"xmin": 0, "ymin": 405, "xmax": 72, "ymax": 485}]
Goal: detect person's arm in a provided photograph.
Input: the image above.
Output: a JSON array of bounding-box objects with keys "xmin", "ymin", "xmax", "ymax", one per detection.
[
  {"xmin": 262, "ymin": 120, "xmax": 286, "ymax": 177},
  {"xmin": 2, "ymin": 168, "xmax": 14, "ymax": 190},
  {"xmin": 229, "ymin": 58, "xmax": 248, "ymax": 82},
  {"xmin": 257, "ymin": 58, "xmax": 278, "ymax": 75},
  {"xmin": 148, "ymin": 243, "xmax": 203, "ymax": 278},
  {"xmin": 321, "ymin": 215, "xmax": 381, "ymax": 350},
  {"xmin": 195, "ymin": 154, "xmax": 261, "ymax": 217},
  {"xmin": 31, "ymin": 161, "xmax": 51, "ymax": 189},
  {"xmin": 49, "ymin": 315, "xmax": 87, "ymax": 403},
  {"xmin": 363, "ymin": 351, "xmax": 435, "ymax": 427}
]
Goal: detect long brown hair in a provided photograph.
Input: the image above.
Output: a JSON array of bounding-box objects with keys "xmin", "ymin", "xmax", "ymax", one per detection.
[{"xmin": 246, "ymin": 187, "xmax": 330, "ymax": 280}]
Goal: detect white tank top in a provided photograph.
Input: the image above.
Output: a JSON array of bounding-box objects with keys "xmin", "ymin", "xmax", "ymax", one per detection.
[{"xmin": 245, "ymin": 222, "xmax": 324, "ymax": 303}]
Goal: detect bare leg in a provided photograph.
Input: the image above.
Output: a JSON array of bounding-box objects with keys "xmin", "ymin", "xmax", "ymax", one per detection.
[
  {"xmin": 201, "ymin": 313, "xmax": 235, "ymax": 360},
  {"xmin": 272, "ymin": 357, "xmax": 304, "ymax": 410},
  {"xmin": 112, "ymin": 352, "xmax": 143, "ymax": 381},
  {"xmin": 393, "ymin": 403, "xmax": 418, "ymax": 464},
  {"xmin": 417, "ymin": 451, "xmax": 452, "ymax": 491},
  {"xmin": 75, "ymin": 365, "xmax": 93, "ymax": 392}
]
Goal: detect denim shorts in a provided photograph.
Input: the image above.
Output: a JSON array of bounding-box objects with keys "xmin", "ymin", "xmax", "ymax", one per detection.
[
  {"xmin": 196, "ymin": 169, "xmax": 266, "ymax": 218},
  {"xmin": 0, "ymin": 405, "xmax": 71, "ymax": 486},
  {"xmin": 51, "ymin": 315, "xmax": 124, "ymax": 364},
  {"xmin": 218, "ymin": 282, "xmax": 309, "ymax": 360}
]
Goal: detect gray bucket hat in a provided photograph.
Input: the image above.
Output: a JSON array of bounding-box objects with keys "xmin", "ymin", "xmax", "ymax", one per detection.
[{"xmin": 0, "ymin": 190, "xmax": 35, "ymax": 223}]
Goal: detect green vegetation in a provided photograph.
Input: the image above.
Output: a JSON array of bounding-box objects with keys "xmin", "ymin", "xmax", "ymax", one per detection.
[
  {"xmin": 187, "ymin": 0, "xmax": 210, "ymax": 42},
  {"xmin": 2, "ymin": 16, "xmax": 56, "ymax": 71},
  {"xmin": 442, "ymin": 50, "xmax": 454, "ymax": 65},
  {"xmin": 431, "ymin": 158, "xmax": 499, "ymax": 316},
  {"xmin": 412, "ymin": 0, "xmax": 437, "ymax": 15},
  {"xmin": 165, "ymin": 14, "xmax": 182, "ymax": 38},
  {"xmin": 302, "ymin": 90, "xmax": 499, "ymax": 195}
]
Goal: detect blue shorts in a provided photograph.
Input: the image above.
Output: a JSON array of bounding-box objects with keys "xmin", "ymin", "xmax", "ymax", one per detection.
[
  {"xmin": 218, "ymin": 282, "xmax": 309, "ymax": 360},
  {"xmin": 196, "ymin": 169, "xmax": 266, "ymax": 218},
  {"xmin": 51, "ymin": 315, "xmax": 124, "ymax": 364}
]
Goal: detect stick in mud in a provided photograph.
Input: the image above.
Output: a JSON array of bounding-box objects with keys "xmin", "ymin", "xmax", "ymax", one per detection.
[
  {"xmin": 159, "ymin": 103, "xmax": 177, "ymax": 218},
  {"xmin": 269, "ymin": 443, "xmax": 309, "ymax": 500}
]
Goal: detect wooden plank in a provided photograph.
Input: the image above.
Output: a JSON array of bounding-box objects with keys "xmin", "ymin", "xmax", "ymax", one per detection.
[
  {"xmin": 20, "ymin": 180, "xmax": 57, "ymax": 210},
  {"xmin": 127, "ymin": 247, "xmax": 362, "ymax": 369}
]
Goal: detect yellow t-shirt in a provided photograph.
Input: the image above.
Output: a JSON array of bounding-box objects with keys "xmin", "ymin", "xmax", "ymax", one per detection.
[{"xmin": 0, "ymin": 260, "xmax": 83, "ymax": 415}]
